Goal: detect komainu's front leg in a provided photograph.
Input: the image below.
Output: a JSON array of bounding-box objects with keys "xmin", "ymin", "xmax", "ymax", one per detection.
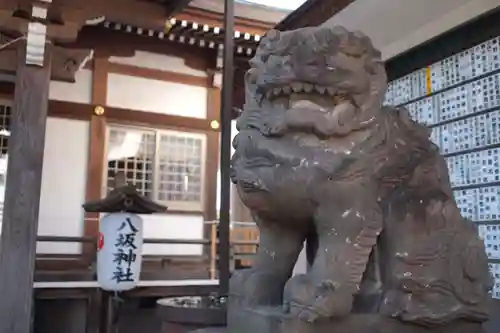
[
  {"xmin": 284, "ymin": 183, "xmax": 383, "ymax": 322},
  {"xmin": 229, "ymin": 219, "xmax": 306, "ymax": 307}
]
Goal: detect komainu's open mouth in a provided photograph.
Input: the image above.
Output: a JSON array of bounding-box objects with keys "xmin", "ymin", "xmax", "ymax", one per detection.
[
  {"xmin": 239, "ymin": 25, "xmax": 387, "ymax": 138},
  {"xmin": 265, "ymin": 83, "xmax": 340, "ymax": 99},
  {"xmin": 264, "ymin": 82, "xmax": 350, "ymax": 112}
]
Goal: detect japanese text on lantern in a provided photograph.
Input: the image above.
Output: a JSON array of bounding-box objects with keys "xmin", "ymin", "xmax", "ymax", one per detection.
[{"xmin": 112, "ymin": 217, "xmax": 138, "ymax": 283}]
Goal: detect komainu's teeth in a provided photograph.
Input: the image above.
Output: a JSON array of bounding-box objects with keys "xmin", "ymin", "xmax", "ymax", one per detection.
[
  {"xmin": 304, "ymin": 83, "xmax": 313, "ymax": 92},
  {"xmin": 291, "ymin": 82, "xmax": 303, "ymax": 92},
  {"xmin": 273, "ymin": 87, "xmax": 282, "ymax": 95},
  {"xmin": 283, "ymin": 86, "xmax": 292, "ymax": 94},
  {"xmin": 326, "ymin": 87, "xmax": 336, "ymax": 95},
  {"xmin": 315, "ymin": 86, "xmax": 326, "ymax": 94}
]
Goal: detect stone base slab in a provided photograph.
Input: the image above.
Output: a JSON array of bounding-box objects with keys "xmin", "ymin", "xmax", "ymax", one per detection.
[{"xmin": 220, "ymin": 306, "xmax": 485, "ymax": 333}]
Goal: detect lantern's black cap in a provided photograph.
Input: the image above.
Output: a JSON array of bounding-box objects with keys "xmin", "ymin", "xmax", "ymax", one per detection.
[{"xmin": 82, "ymin": 172, "xmax": 168, "ymax": 214}]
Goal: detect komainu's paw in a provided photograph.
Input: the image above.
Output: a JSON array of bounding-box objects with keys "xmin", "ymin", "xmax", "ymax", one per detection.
[
  {"xmin": 229, "ymin": 269, "xmax": 286, "ymax": 306},
  {"xmin": 284, "ymin": 275, "xmax": 353, "ymax": 323}
]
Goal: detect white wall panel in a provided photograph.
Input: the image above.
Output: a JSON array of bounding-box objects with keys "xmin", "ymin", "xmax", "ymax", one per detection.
[
  {"xmin": 37, "ymin": 118, "xmax": 89, "ymax": 254},
  {"xmin": 141, "ymin": 214, "xmax": 204, "ymax": 255},
  {"xmin": 109, "ymin": 51, "xmax": 207, "ymax": 77},
  {"xmin": 107, "ymin": 74, "xmax": 208, "ymax": 119},
  {"xmin": 49, "ymin": 69, "xmax": 93, "ymax": 104}
]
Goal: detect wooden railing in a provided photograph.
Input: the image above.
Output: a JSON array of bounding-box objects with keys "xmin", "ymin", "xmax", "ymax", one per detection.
[
  {"xmin": 206, "ymin": 221, "xmax": 259, "ymax": 278},
  {"xmin": 35, "ymin": 220, "xmax": 260, "ymax": 279}
]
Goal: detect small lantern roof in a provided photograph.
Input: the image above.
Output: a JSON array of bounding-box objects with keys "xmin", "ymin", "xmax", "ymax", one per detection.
[{"xmin": 83, "ymin": 173, "xmax": 168, "ymax": 214}]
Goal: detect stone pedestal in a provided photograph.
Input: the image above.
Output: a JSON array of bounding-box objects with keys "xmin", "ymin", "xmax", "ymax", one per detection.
[{"xmin": 226, "ymin": 306, "xmax": 485, "ymax": 333}]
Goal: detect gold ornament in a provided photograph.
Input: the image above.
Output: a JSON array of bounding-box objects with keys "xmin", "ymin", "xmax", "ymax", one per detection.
[{"xmin": 94, "ymin": 106, "xmax": 105, "ymax": 115}]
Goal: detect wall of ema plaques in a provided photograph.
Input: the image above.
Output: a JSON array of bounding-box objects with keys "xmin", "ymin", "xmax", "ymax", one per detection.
[{"xmin": 384, "ymin": 37, "xmax": 500, "ymax": 299}]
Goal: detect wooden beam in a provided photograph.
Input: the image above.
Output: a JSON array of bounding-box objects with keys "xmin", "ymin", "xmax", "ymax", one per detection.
[
  {"xmin": 104, "ymin": 105, "xmax": 217, "ymax": 132},
  {"xmin": 0, "ymin": 81, "xmax": 222, "ymax": 132},
  {"xmin": 0, "ymin": 42, "xmax": 52, "ymax": 333},
  {"xmin": 47, "ymin": 100, "xmax": 94, "ymax": 121},
  {"xmin": 274, "ymin": 0, "xmax": 355, "ymax": 30},
  {"xmin": 49, "ymin": 99, "xmax": 217, "ymax": 133},
  {"xmin": 107, "ymin": 61, "xmax": 210, "ymax": 87},
  {"xmin": 82, "ymin": 57, "xmax": 108, "ymax": 259}
]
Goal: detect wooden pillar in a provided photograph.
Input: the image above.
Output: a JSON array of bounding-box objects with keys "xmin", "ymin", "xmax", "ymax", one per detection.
[
  {"xmin": 0, "ymin": 43, "xmax": 52, "ymax": 333},
  {"xmin": 83, "ymin": 57, "xmax": 108, "ymax": 258},
  {"xmin": 205, "ymin": 83, "xmax": 221, "ymax": 275},
  {"xmin": 218, "ymin": 0, "xmax": 235, "ymax": 295},
  {"xmin": 205, "ymin": 85, "xmax": 220, "ymax": 222}
]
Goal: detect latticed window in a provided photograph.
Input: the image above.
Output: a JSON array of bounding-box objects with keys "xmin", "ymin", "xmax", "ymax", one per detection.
[
  {"xmin": 106, "ymin": 127, "xmax": 155, "ymax": 198},
  {"xmin": 0, "ymin": 102, "xmax": 10, "ymax": 156},
  {"xmin": 105, "ymin": 125, "xmax": 206, "ymax": 211}
]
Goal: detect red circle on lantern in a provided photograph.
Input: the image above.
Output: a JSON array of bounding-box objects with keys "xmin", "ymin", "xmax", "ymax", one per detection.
[{"xmin": 97, "ymin": 232, "xmax": 104, "ymax": 251}]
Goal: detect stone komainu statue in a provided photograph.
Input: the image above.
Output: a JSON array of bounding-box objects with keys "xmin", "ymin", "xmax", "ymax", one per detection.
[{"xmin": 229, "ymin": 25, "xmax": 493, "ymax": 333}]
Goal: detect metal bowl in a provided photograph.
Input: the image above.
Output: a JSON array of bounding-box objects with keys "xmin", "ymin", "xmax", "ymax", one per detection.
[{"xmin": 156, "ymin": 295, "xmax": 227, "ymax": 327}]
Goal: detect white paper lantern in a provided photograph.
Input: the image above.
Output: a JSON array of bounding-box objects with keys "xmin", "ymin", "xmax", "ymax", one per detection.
[{"xmin": 97, "ymin": 212, "xmax": 143, "ymax": 291}]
